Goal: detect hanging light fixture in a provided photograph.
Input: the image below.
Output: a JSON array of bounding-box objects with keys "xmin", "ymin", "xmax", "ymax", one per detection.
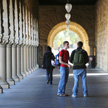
[
  {"xmin": 65, "ymin": 3, "xmax": 72, "ymax": 13},
  {"xmin": 66, "ymin": 20, "xmax": 70, "ymax": 26},
  {"xmin": 65, "ymin": 0, "xmax": 72, "ymax": 32},
  {"xmin": 65, "ymin": 13, "xmax": 71, "ymax": 20}
]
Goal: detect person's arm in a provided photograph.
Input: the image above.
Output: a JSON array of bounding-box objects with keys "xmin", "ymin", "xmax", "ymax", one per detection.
[
  {"xmin": 59, "ymin": 56, "xmax": 70, "ymax": 67},
  {"xmin": 70, "ymin": 50, "xmax": 75, "ymax": 63},
  {"xmin": 84, "ymin": 51, "xmax": 89, "ymax": 63},
  {"xmin": 52, "ymin": 53, "xmax": 55, "ymax": 61}
]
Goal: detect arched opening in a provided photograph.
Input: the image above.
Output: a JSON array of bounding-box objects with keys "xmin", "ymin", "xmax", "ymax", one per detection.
[
  {"xmin": 52, "ymin": 30, "xmax": 81, "ymax": 55},
  {"xmin": 47, "ymin": 22, "xmax": 90, "ymax": 55}
]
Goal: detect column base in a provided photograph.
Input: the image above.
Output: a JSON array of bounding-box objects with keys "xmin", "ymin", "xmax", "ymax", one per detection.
[
  {"xmin": 21, "ymin": 72, "xmax": 27, "ymax": 77},
  {"xmin": 0, "ymin": 82, "xmax": 10, "ymax": 89},
  {"xmin": 7, "ymin": 80, "xmax": 15, "ymax": 85},
  {"xmin": 0, "ymin": 87, "xmax": 3, "ymax": 93},
  {"xmin": 36, "ymin": 64, "xmax": 39, "ymax": 69},
  {"xmin": 7, "ymin": 78, "xmax": 15, "ymax": 85},
  {"xmin": 28, "ymin": 70, "xmax": 32, "ymax": 74},
  {"xmin": 13, "ymin": 77, "xmax": 20, "ymax": 82},
  {"xmin": 25, "ymin": 71, "xmax": 29, "ymax": 75},
  {"xmin": 1, "ymin": 84, "xmax": 10, "ymax": 89},
  {"xmin": 18, "ymin": 74, "xmax": 23, "ymax": 80}
]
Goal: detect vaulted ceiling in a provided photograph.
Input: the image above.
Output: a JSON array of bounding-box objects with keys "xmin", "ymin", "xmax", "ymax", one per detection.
[{"xmin": 38, "ymin": 0, "xmax": 97, "ymax": 5}]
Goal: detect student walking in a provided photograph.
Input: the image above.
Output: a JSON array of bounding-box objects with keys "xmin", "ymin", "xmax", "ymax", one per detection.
[
  {"xmin": 70, "ymin": 41, "xmax": 89, "ymax": 97},
  {"xmin": 57, "ymin": 41, "xmax": 70, "ymax": 97},
  {"xmin": 43, "ymin": 46, "xmax": 55, "ymax": 85}
]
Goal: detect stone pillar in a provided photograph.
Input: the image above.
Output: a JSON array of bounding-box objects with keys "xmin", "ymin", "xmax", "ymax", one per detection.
[
  {"xmin": 90, "ymin": 46, "xmax": 95, "ymax": 56},
  {"xmin": 0, "ymin": 86, "xmax": 3, "ymax": 93},
  {"xmin": 12, "ymin": 0, "xmax": 20, "ymax": 82},
  {"xmin": 0, "ymin": 0, "xmax": 10, "ymax": 89},
  {"xmin": 35, "ymin": 46, "xmax": 37, "ymax": 69},
  {"xmin": 6, "ymin": 0, "xmax": 15, "ymax": 85},
  {"xmin": 24, "ymin": 45, "xmax": 28, "ymax": 75},
  {"xmin": 0, "ymin": 0, "xmax": 3, "ymax": 93},
  {"xmin": 6, "ymin": 45, "xmax": 15, "ymax": 85},
  {"xmin": 21, "ymin": 45, "xmax": 26, "ymax": 77},
  {"xmin": 32, "ymin": 46, "xmax": 34, "ymax": 72},
  {"xmin": 27, "ymin": 45, "xmax": 30, "ymax": 74},
  {"xmin": 17, "ymin": 45, "xmax": 23, "ymax": 79},
  {"xmin": 34, "ymin": 46, "xmax": 36, "ymax": 69},
  {"xmin": 0, "ymin": 0, "xmax": 1, "ymax": 42},
  {"xmin": 27, "ymin": 45, "xmax": 30, "ymax": 73},
  {"xmin": 0, "ymin": 44, "xmax": 9, "ymax": 88},
  {"xmin": 12, "ymin": 45, "xmax": 19, "ymax": 82},
  {"xmin": 36, "ymin": 46, "xmax": 38, "ymax": 68},
  {"xmin": 26, "ymin": 45, "xmax": 29, "ymax": 73},
  {"xmin": 17, "ymin": 0, "xmax": 23, "ymax": 79},
  {"xmin": 29, "ymin": 46, "xmax": 32, "ymax": 73},
  {"xmin": 28, "ymin": 11, "xmax": 31, "ymax": 73}
]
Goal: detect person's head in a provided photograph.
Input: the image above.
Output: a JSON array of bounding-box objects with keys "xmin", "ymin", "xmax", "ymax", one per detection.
[
  {"xmin": 77, "ymin": 41, "xmax": 83, "ymax": 48},
  {"xmin": 63, "ymin": 41, "xmax": 69, "ymax": 49},
  {"xmin": 46, "ymin": 46, "xmax": 51, "ymax": 52}
]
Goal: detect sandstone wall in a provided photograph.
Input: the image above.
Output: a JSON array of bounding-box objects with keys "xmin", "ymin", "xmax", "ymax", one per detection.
[{"xmin": 95, "ymin": 0, "xmax": 108, "ymax": 71}]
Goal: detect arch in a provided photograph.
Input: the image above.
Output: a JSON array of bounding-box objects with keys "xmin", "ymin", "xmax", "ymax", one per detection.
[{"xmin": 47, "ymin": 22, "xmax": 90, "ymax": 55}]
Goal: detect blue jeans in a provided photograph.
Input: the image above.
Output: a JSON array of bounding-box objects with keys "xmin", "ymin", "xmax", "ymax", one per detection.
[
  {"xmin": 46, "ymin": 68, "xmax": 53, "ymax": 84},
  {"xmin": 57, "ymin": 67, "xmax": 69, "ymax": 95},
  {"xmin": 73, "ymin": 69, "xmax": 88, "ymax": 96}
]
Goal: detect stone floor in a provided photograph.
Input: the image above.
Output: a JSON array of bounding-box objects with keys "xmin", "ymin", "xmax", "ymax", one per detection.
[{"xmin": 0, "ymin": 67, "xmax": 108, "ymax": 108}]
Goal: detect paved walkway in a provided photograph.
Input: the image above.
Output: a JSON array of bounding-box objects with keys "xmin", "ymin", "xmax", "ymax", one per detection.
[{"xmin": 0, "ymin": 67, "xmax": 108, "ymax": 108}]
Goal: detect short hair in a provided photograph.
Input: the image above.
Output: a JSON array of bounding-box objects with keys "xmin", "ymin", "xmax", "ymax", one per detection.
[
  {"xmin": 77, "ymin": 41, "xmax": 83, "ymax": 47},
  {"xmin": 46, "ymin": 46, "xmax": 51, "ymax": 52},
  {"xmin": 63, "ymin": 41, "xmax": 69, "ymax": 46}
]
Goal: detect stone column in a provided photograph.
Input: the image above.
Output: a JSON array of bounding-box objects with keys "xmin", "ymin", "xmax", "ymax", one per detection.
[
  {"xmin": 12, "ymin": 0, "xmax": 19, "ymax": 82},
  {"xmin": 12, "ymin": 45, "xmax": 19, "ymax": 82},
  {"xmin": 14, "ymin": 0, "xmax": 23, "ymax": 80},
  {"xmin": 22, "ymin": 2, "xmax": 26, "ymax": 76},
  {"xmin": 17, "ymin": 0, "xmax": 23, "ymax": 79},
  {"xmin": 27, "ymin": 45, "xmax": 30, "ymax": 73},
  {"xmin": 0, "ymin": 44, "xmax": 9, "ymax": 88},
  {"xmin": 32, "ymin": 46, "xmax": 34, "ymax": 72},
  {"xmin": 90, "ymin": 46, "xmax": 95, "ymax": 56},
  {"xmin": 26, "ymin": 45, "xmax": 29, "ymax": 73},
  {"xmin": 34, "ymin": 46, "xmax": 36, "ymax": 69},
  {"xmin": 36, "ymin": 46, "xmax": 38, "ymax": 68},
  {"xmin": 24, "ymin": 45, "xmax": 28, "ymax": 75},
  {"xmin": 27, "ymin": 10, "xmax": 31, "ymax": 74},
  {"xmin": 0, "ymin": 0, "xmax": 1, "ymax": 42},
  {"xmin": 0, "ymin": 0, "xmax": 3, "ymax": 93},
  {"xmin": 17, "ymin": 45, "xmax": 23, "ymax": 79},
  {"xmin": 21, "ymin": 45, "xmax": 26, "ymax": 77},
  {"xmin": 6, "ymin": 0, "xmax": 15, "ymax": 85},
  {"xmin": 6, "ymin": 45, "xmax": 15, "ymax": 85},
  {"xmin": 0, "ymin": 0, "xmax": 10, "ymax": 89},
  {"xmin": 29, "ymin": 46, "xmax": 32, "ymax": 73}
]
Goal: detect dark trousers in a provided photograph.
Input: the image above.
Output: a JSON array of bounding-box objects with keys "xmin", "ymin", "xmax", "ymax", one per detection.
[{"xmin": 46, "ymin": 68, "xmax": 53, "ymax": 84}]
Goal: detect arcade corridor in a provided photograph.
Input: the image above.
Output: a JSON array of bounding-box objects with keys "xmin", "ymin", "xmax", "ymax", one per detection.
[{"xmin": 0, "ymin": 68, "xmax": 108, "ymax": 108}]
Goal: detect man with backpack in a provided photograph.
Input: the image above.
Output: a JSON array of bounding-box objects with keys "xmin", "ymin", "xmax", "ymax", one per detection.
[
  {"xmin": 57, "ymin": 41, "xmax": 70, "ymax": 97},
  {"xmin": 70, "ymin": 41, "xmax": 89, "ymax": 97}
]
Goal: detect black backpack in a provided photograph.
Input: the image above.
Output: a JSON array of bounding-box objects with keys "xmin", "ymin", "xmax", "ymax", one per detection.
[{"xmin": 58, "ymin": 50, "xmax": 64, "ymax": 66}]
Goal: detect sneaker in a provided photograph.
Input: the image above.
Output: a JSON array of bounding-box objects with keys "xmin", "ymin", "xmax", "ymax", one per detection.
[
  {"xmin": 72, "ymin": 94, "xmax": 77, "ymax": 98},
  {"xmin": 57, "ymin": 94, "xmax": 68, "ymax": 97},
  {"xmin": 84, "ymin": 95, "xmax": 88, "ymax": 97}
]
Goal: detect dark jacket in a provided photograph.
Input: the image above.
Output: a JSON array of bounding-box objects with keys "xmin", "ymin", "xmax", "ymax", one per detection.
[
  {"xmin": 70, "ymin": 47, "xmax": 89, "ymax": 69},
  {"xmin": 43, "ymin": 51, "xmax": 55, "ymax": 69}
]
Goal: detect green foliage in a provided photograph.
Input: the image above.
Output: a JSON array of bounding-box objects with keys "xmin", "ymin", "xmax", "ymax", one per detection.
[{"xmin": 53, "ymin": 30, "xmax": 80, "ymax": 50}]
